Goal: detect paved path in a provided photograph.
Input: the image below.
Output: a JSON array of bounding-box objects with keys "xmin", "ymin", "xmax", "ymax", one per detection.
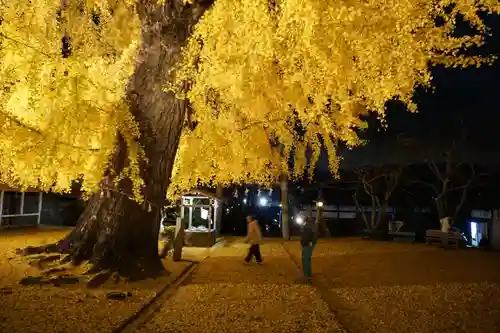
[{"xmin": 132, "ymin": 240, "xmax": 346, "ymax": 333}]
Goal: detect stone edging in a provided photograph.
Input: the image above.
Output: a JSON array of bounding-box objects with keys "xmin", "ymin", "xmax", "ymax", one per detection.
[
  {"xmin": 112, "ymin": 261, "xmax": 199, "ymax": 333},
  {"xmin": 280, "ymin": 242, "xmax": 350, "ymax": 333}
]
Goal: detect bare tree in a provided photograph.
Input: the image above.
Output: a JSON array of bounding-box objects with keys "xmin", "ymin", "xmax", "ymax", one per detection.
[
  {"xmin": 419, "ymin": 149, "xmax": 481, "ymax": 223},
  {"xmin": 352, "ymin": 166, "xmax": 403, "ymax": 231}
]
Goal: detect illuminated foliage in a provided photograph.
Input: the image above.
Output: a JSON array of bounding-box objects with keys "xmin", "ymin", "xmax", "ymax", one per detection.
[
  {"xmin": 1, "ymin": 0, "xmax": 499, "ymax": 202},
  {"xmin": 0, "ymin": 0, "xmax": 141, "ymax": 195},
  {"xmin": 169, "ymin": 0, "xmax": 500, "ymax": 197}
]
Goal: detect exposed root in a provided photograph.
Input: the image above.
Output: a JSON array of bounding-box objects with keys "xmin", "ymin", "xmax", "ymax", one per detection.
[
  {"xmin": 41, "ymin": 266, "xmax": 68, "ymax": 276},
  {"xmin": 19, "ymin": 274, "xmax": 80, "ymax": 286},
  {"xmin": 17, "ymin": 188, "xmax": 167, "ymax": 283},
  {"xmin": 17, "ymin": 243, "xmax": 64, "ymax": 256},
  {"xmin": 60, "ymin": 255, "xmax": 73, "ymax": 265},
  {"xmin": 86, "ymin": 270, "xmax": 112, "ymax": 288},
  {"xmin": 17, "ymin": 241, "xmax": 167, "ymax": 288}
]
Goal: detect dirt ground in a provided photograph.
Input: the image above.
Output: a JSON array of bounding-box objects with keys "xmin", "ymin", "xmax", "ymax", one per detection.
[
  {"xmin": 0, "ymin": 227, "xmax": 193, "ymax": 333},
  {"xmin": 284, "ymin": 238, "xmax": 500, "ymax": 333}
]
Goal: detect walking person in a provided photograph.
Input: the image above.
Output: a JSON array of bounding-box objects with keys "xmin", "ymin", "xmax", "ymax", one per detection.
[
  {"xmin": 244, "ymin": 215, "xmax": 263, "ymax": 264},
  {"xmin": 301, "ymin": 217, "xmax": 317, "ymax": 282}
]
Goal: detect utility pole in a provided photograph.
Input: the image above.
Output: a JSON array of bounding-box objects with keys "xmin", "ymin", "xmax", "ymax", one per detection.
[{"xmin": 280, "ymin": 173, "xmax": 289, "ymax": 240}]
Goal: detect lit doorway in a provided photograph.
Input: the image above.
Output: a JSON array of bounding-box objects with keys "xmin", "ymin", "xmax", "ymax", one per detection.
[
  {"xmin": 469, "ymin": 221, "xmax": 488, "ymax": 247},
  {"xmin": 471, "ymin": 221, "xmax": 479, "ymax": 247}
]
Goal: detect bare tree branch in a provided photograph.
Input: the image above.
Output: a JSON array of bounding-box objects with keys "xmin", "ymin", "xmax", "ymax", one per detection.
[
  {"xmin": 421, "ymin": 144, "xmax": 484, "ymax": 220},
  {"xmin": 352, "ymin": 166, "xmax": 403, "ymax": 230},
  {"xmin": 426, "ymin": 158, "xmax": 445, "ymax": 182},
  {"xmin": 408, "ymin": 179, "xmax": 440, "ymax": 193},
  {"xmin": 352, "ymin": 192, "xmax": 369, "ymax": 229},
  {"xmin": 384, "ymin": 168, "xmax": 402, "ymax": 201}
]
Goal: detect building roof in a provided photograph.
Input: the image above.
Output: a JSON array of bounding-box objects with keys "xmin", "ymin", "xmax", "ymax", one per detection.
[
  {"xmin": 0, "ymin": 183, "xmax": 39, "ymax": 193},
  {"xmin": 182, "ymin": 188, "xmax": 224, "ymax": 200},
  {"xmin": 315, "ymin": 137, "xmax": 500, "ymax": 174}
]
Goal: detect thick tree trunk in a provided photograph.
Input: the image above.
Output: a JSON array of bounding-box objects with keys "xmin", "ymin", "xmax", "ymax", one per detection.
[
  {"xmin": 375, "ymin": 203, "xmax": 388, "ymax": 230},
  {"xmin": 26, "ymin": 1, "xmax": 212, "ymax": 279},
  {"xmin": 436, "ymin": 197, "xmax": 447, "ymax": 221},
  {"xmin": 59, "ymin": 183, "xmax": 164, "ymax": 278}
]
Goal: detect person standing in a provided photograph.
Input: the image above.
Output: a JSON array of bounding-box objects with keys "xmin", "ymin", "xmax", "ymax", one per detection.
[
  {"xmin": 301, "ymin": 217, "xmax": 317, "ymax": 281},
  {"xmin": 440, "ymin": 216, "xmax": 450, "ymax": 249},
  {"xmin": 244, "ymin": 215, "xmax": 263, "ymax": 264}
]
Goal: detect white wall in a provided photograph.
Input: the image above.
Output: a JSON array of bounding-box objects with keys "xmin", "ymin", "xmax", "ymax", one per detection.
[{"xmin": 491, "ymin": 210, "xmax": 500, "ymax": 250}]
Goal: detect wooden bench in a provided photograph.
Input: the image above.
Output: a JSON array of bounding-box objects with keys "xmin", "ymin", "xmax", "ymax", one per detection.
[
  {"xmin": 389, "ymin": 231, "xmax": 416, "ymax": 243},
  {"xmin": 425, "ymin": 229, "xmax": 461, "ymax": 248}
]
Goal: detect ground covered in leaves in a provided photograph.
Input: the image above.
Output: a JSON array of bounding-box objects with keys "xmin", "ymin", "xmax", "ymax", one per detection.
[
  {"xmin": 138, "ymin": 239, "xmax": 346, "ymax": 333},
  {"xmin": 285, "ymin": 238, "xmax": 500, "ymax": 333},
  {"xmin": 187, "ymin": 240, "xmax": 300, "ymax": 285},
  {"xmin": 142, "ymin": 283, "xmax": 345, "ymax": 333},
  {"xmin": 2, "ymin": 230, "xmax": 500, "ymax": 333},
  {"xmin": 0, "ymin": 227, "xmax": 194, "ymax": 333}
]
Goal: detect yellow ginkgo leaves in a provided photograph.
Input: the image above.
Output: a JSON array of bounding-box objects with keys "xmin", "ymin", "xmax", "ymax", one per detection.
[
  {"xmin": 168, "ymin": 0, "xmax": 500, "ymax": 197},
  {"xmin": 0, "ymin": 0, "xmax": 142, "ymax": 196}
]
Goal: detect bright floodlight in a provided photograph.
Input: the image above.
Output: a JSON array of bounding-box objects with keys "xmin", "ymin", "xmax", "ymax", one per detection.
[
  {"xmin": 316, "ymin": 201, "xmax": 324, "ymax": 207},
  {"xmin": 243, "ymin": 198, "xmax": 247, "ymax": 204},
  {"xmin": 295, "ymin": 216, "xmax": 304, "ymax": 225},
  {"xmin": 259, "ymin": 197, "xmax": 268, "ymax": 206}
]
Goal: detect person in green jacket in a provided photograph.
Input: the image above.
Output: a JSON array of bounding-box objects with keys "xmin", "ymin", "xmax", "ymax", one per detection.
[{"xmin": 300, "ymin": 217, "xmax": 317, "ymax": 280}]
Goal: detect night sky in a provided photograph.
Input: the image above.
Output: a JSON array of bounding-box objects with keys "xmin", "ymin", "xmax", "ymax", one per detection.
[
  {"xmin": 382, "ymin": 13, "xmax": 500, "ymax": 143},
  {"xmin": 316, "ymin": 14, "xmax": 500, "ymax": 174}
]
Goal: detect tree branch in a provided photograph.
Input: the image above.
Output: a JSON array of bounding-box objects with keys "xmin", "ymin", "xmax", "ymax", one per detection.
[
  {"xmin": 408, "ymin": 179, "xmax": 440, "ymax": 194},
  {"xmin": 384, "ymin": 168, "xmax": 402, "ymax": 200},
  {"xmin": 352, "ymin": 192, "xmax": 369, "ymax": 229},
  {"xmin": 1, "ymin": 110, "xmax": 100, "ymax": 152},
  {"xmin": 452, "ymin": 180, "xmax": 470, "ymax": 221},
  {"xmin": 426, "ymin": 158, "xmax": 444, "ymax": 182},
  {"xmin": 236, "ymin": 118, "xmax": 285, "ymax": 133},
  {"xmin": 0, "ymin": 32, "xmax": 53, "ymax": 58},
  {"xmin": 353, "ymin": 168, "xmax": 380, "ymax": 196},
  {"xmin": 451, "ymin": 165, "xmax": 486, "ymax": 221},
  {"xmin": 0, "ymin": 31, "xmax": 119, "ymax": 96},
  {"xmin": 352, "ymin": 167, "xmax": 402, "ymax": 230}
]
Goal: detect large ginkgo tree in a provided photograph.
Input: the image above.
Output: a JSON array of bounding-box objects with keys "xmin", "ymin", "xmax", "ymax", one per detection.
[{"xmin": 1, "ymin": 0, "xmax": 498, "ymax": 277}]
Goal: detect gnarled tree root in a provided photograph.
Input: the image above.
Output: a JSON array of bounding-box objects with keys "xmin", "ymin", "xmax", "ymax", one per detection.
[{"xmin": 18, "ymin": 238, "xmax": 167, "ymax": 288}]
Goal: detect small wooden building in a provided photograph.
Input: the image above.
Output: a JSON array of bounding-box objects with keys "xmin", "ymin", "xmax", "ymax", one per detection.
[
  {"xmin": 0, "ymin": 183, "xmax": 43, "ymax": 228},
  {"xmin": 181, "ymin": 189, "xmax": 223, "ymax": 247}
]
